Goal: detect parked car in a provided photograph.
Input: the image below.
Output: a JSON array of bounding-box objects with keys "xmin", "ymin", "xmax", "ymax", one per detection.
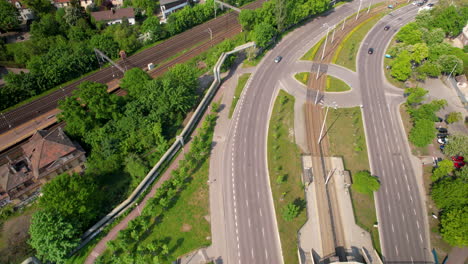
[
  {"xmin": 454, "ymin": 160, "xmax": 465, "ymax": 169},
  {"xmin": 368, "ymin": 48, "xmax": 374, "ymax": 54},
  {"xmin": 437, "ymin": 127, "xmax": 448, "ymax": 133},
  {"xmin": 274, "ymin": 56, "xmax": 282, "ymax": 63},
  {"xmin": 437, "ymin": 138, "xmax": 448, "ymax": 144},
  {"xmin": 439, "ymin": 144, "xmax": 445, "ymax": 151},
  {"xmin": 437, "ymin": 133, "xmax": 448, "ymax": 138},
  {"xmin": 384, "ymin": 25, "xmax": 390, "ymax": 31},
  {"xmin": 451, "ymin": 156, "xmax": 464, "ymax": 162},
  {"xmin": 427, "ymin": 3, "xmax": 434, "ymax": 6}
]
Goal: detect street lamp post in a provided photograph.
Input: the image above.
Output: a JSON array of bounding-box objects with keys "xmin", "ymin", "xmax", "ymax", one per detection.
[
  {"xmin": 321, "ymin": 23, "xmax": 331, "ymax": 60},
  {"xmin": 447, "ymin": 62, "xmax": 458, "ymax": 80},
  {"xmin": 206, "ymin": 28, "xmax": 213, "ymax": 46},
  {"xmin": 356, "ymin": 0, "xmax": 363, "ymax": 20},
  {"xmin": 135, "ymin": 202, "xmax": 141, "ymax": 216},
  {"xmin": 341, "ymin": 17, "xmax": 346, "ymax": 30},
  {"xmin": 176, "ymin": 135, "xmax": 185, "ymax": 153},
  {"xmin": 317, "ymin": 101, "xmax": 338, "ymax": 144},
  {"xmin": 367, "ymin": 0, "xmax": 372, "ymax": 13},
  {"xmin": 331, "ymin": 25, "xmax": 336, "ymax": 43}
]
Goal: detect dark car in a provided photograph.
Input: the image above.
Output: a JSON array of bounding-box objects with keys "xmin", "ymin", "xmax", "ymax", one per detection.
[
  {"xmin": 384, "ymin": 25, "xmax": 390, "ymax": 31},
  {"xmin": 439, "ymin": 144, "xmax": 445, "ymax": 151},
  {"xmin": 437, "ymin": 127, "xmax": 448, "ymax": 133},
  {"xmin": 368, "ymin": 48, "xmax": 374, "ymax": 54},
  {"xmin": 274, "ymin": 56, "xmax": 282, "ymax": 63},
  {"xmin": 437, "ymin": 133, "xmax": 448, "ymax": 138},
  {"xmin": 427, "ymin": 3, "xmax": 434, "ymax": 6}
]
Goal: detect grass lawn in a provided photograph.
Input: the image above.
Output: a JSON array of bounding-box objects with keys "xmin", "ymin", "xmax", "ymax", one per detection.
[
  {"xmin": 333, "ymin": 14, "xmax": 383, "ymax": 71},
  {"xmin": 326, "ymin": 76, "xmax": 351, "ymax": 92},
  {"xmin": 294, "ymin": 72, "xmax": 310, "ymax": 85},
  {"xmin": 399, "ymin": 104, "xmax": 429, "ymax": 156},
  {"xmin": 301, "ymin": 37, "xmax": 325, "ymax": 61},
  {"xmin": 267, "ymin": 90, "xmax": 306, "ymax": 264},
  {"xmin": 326, "ymin": 107, "xmax": 381, "ymax": 254},
  {"xmin": 99, "ymin": 158, "xmax": 211, "ymax": 263},
  {"xmin": 0, "ymin": 203, "xmax": 39, "ymax": 264},
  {"xmin": 229, "ymin": 73, "xmax": 251, "ymax": 118},
  {"xmin": 242, "ymin": 52, "xmax": 265, "ymax": 68}
]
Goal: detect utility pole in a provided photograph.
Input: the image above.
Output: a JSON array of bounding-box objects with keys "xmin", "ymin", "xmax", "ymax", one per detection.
[
  {"xmin": 356, "ymin": 0, "xmax": 363, "ymax": 20},
  {"xmin": 447, "ymin": 62, "xmax": 458, "ymax": 80},
  {"xmin": 321, "ymin": 23, "xmax": 330, "ymax": 61},
  {"xmin": 176, "ymin": 135, "xmax": 185, "ymax": 153},
  {"xmin": 206, "ymin": 28, "xmax": 213, "ymax": 45},
  {"xmin": 317, "ymin": 101, "xmax": 338, "ymax": 144},
  {"xmin": 316, "ymin": 64, "xmax": 321, "ymax": 80},
  {"xmin": 135, "ymin": 203, "xmax": 141, "ymax": 216},
  {"xmin": 331, "ymin": 25, "xmax": 336, "ymax": 43},
  {"xmin": 367, "ymin": 0, "xmax": 372, "ymax": 13},
  {"xmin": 342, "ymin": 17, "xmax": 346, "ymax": 30},
  {"xmin": 214, "ymin": 0, "xmax": 217, "ymax": 18}
]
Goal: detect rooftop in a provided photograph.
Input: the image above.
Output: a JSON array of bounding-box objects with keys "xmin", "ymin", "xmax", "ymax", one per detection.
[{"xmin": 91, "ymin": 8, "xmax": 135, "ymax": 21}]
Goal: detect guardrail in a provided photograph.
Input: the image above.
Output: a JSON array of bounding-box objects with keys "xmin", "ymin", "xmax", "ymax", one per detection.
[{"xmin": 72, "ymin": 41, "xmax": 256, "ymax": 254}]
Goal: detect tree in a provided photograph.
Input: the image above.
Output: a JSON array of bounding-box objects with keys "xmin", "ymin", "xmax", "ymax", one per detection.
[
  {"xmin": 427, "ymin": 43, "xmax": 451, "ymax": 62},
  {"xmin": 409, "ymin": 119, "xmax": 435, "ymax": 147},
  {"xmin": 431, "ymin": 177, "xmax": 468, "ymax": 210},
  {"xmin": 63, "ymin": 6, "xmax": 85, "ymax": 26},
  {"xmin": 437, "ymin": 55, "xmax": 463, "ymax": 75},
  {"xmin": 275, "ymin": 0, "xmax": 287, "ymax": 32},
  {"xmin": 443, "ymin": 135, "xmax": 468, "ymax": 156},
  {"xmin": 251, "ymin": 22, "xmax": 277, "ymax": 48},
  {"xmin": 90, "ymin": 34, "xmax": 119, "ymax": 58},
  {"xmin": 132, "ymin": 0, "xmax": 156, "ymax": 16},
  {"xmin": 391, "ymin": 50, "xmax": 412, "ymax": 81},
  {"xmin": 405, "ymin": 87, "xmax": 428, "ymax": 106},
  {"xmin": 417, "ymin": 61, "xmax": 441, "ymax": 77},
  {"xmin": 239, "ymin": 9, "xmax": 257, "ymax": 31},
  {"xmin": 124, "ymin": 153, "xmax": 149, "ymax": 184},
  {"xmin": 396, "ymin": 23, "xmax": 422, "ymax": 45},
  {"xmin": 411, "ymin": 43, "xmax": 429, "ymax": 64},
  {"xmin": 141, "ymin": 16, "xmax": 167, "ymax": 43},
  {"xmin": 430, "ymin": 5, "xmax": 467, "ymax": 37},
  {"xmin": 440, "ymin": 207, "xmax": 468, "ymax": 246},
  {"xmin": 432, "ymin": 159, "xmax": 453, "ymax": 182},
  {"xmin": 22, "ymin": 0, "xmax": 54, "ymax": 16},
  {"xmin": 120, "ymin": 67, "xmax": 152, "ymax": 97},
  {"xmin": 0, "ymin": 1, "xmax": 20, "ymax": 31},
  {"xmin": 422, "ymin": 28, "xmax": 445, "ymax": 45},
  {"xmin": 352, "ymin": 171, "xmax": 380, "ymax": 195},
  {"xmin": 40, "ymin": 173, "xmax": 101, "ymax": 227},
  {"xmin": 408, "ymin": 100, "xmax": 446, "ymax": 121},
  {"xmin": 282, "ymin": 202, "xmax": 300, "ymax": 221},
  {"xmin": 30, "ymin": 14, "xmax": 62, "ymax": 38},
  {"xmin": 29, "ymin": 210, "xmax": 80, "ymax": 263},
  {"xmin": 446, "ymin": 112, "xmax": 462, "ymax": 124}
]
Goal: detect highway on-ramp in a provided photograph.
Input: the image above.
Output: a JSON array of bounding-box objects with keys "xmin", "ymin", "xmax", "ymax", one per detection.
[
  {"xmin": 357, "ymin": 4, "xmax": 431, "ymax": 263},
  {"xmin": 218, "ymin": 1, "xmax": 382, "ymax": 263}
]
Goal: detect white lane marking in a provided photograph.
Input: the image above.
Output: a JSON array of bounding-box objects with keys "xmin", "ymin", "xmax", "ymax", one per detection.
[
  {"xmin": 411, "ymin": 256, "xmax": 414, "ymax": 263},
  {"xmin": 416, "ymin": 220, "xmax": 420, "ymax": 229},
  {"xmin": 397, "ymin": 192, "xmax": 400, "ymax": 201},
  {"xmin": 379, "ymin": 155, "xmax": 383, "ymax": 163},
  {"xmin": 244, "ymin": 182, "xmax": 247, "ymax": 190},
  {"xmin": 407, "ymin": 185, "xmax": 410, "ymax": 192},
  {"xmin": 251, "ymin": 248, "xmax": 254, "ymax": 259},
  {"xmin": 262, "ymin": 227, "xmax": 265, "ymax": 238},
  {"xmin": 248, "ymin": 218, "xmax": 251, "ymax": 228},
  {"xmin": 414, "ymin": 209, "xmax": 417, "ymax": 216},
  {"xmin": 394, "ymin": 177, "xmax": 397, "ymax": 185},
  {"xmin": 385, "ymin": 187, "xmax": 388, "ymax": 194},
  {"xmin": 257, "ymin": 191, "xmax": 260, "ymax": 199},
  {"xmin": 246, "ymin": 199, "xmax": 249, "ymax": 208},
  {"xmin": 392, "ymin": 224, "xmax": 395, "ymax": 233},
  {"xmin": 259, "ymin": 208, "xmax": 263, "ymax": 217},
  {"xmin": 410, "ymin": 195, "xmax": 413, "ymax": 202},
  {"xmin": 388, "ymin": 204, "xmax": 391, "ymax": 214},
  {"xmin": 406, "ymin": 233, "xmax": 409, "ymax": 242},
  {"xmin": 402, "ymin": 214, "xmax": 405, "ymax": 221},
  {"xmin": 395, "ymin": 246, "xmax": 399, "ymax": 256},
  {"xmin": 265, "ymin": 249, "xmax": 269, "ymax": 260},
  {"xmin": 420, "ymin": 233, "xmax": 423, "ymax": 242}
]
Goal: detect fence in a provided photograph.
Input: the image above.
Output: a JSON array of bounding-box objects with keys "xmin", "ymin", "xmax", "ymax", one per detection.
[{"xmin": 72, "ymin": 41, "xmax": 256, "ymax": 254}]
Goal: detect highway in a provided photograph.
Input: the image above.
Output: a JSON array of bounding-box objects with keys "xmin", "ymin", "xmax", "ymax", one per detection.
[
  {"xmin": 0, "ymin": 0, "xmax": 265, "ymax": 135},
  {"xmin": 357, "ymin": 4, "xmax": 431, "ymax": 263},
  {"xmin": 219, "ymin": 1, "xmax": 383, "ymax": 263}
]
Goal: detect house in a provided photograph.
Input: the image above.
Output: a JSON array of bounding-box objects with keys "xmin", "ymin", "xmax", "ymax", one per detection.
[
  {"xmin": 91, "ymin": 7, "xmax": 136, "ymax": 25},
  {"xmin": 8, "ymin": 0, "xmax": 34, "ymax": 22},
  {"xmin": 52, "ymin": 0, "xmax": 94, "ymax": 9},
  {"xmin": 0, "ymin": 127, "xmax": 86, "ymax": 207},
  {"xmin": 460, "ymin": 24, "xmax": 468, "ymax": 46},
  {"xmin": 160, "ymin": 0, "xmax": 189, "ymax": 19}
]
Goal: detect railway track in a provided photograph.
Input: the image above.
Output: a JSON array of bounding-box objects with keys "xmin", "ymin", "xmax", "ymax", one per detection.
[{"xmin": 0, "ymin": 0, "xmax": 265, "ymax": 135}]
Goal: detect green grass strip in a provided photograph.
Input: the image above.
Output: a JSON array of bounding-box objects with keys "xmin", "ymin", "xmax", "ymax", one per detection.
[
  {"xmin": 267, "ymin": 90, "xmax": 306, "ymax": 264},
  {"xmin": 229, "ymin": 73, "xmax": 251, "ymax": 118},
  {"xmin": 326, "ymin": 76, "xmax": 351, "ymax": 92},
  {"xmin": 294, "ymin": 72, "xmax": 310, "ymax": 85},
  {"xmin": 301, "ymin": 36, "xmax": 326, "ymax": 61}
]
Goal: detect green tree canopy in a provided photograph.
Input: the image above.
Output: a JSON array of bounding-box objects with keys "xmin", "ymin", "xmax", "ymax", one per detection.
[
  {"xmin": 40, "ymin": 173, "xmax": 101, "ymax": 227},
  {"xmin": 282, "ymin": 202, "xmax": 300, "ymax": 221},
  {"xmin": 443, "ymin": 135, "xmax": 468, "ymax": 157},
  {"xmin": 422, "ymin": 28, "xmax": 445, "ymax": 45},
  {"xmin": 239, "ymin": 9, "xmax": 257, "ymax": 31},
  {"xmin": 437, "ymin": 55, "xmax": 463, "ymax": 75},
  {"xmin": 396, "ymin": 22, "xmax": 423, "ymax": 45},
  {"xmin": 352, "ymin": 170, "xmax": 380, "ymax": 195},
  {"xmin": 446, "ymin": 112, "xmax": 462, "ymax": 124},
  {"xmin": 417, "ymin": 61, "xmax": 441, "ymax": 77},
  {"xmin": 29, "ymin": 210, "xmax": 80, "ymax": 263},
  {"xmin": 22, "ymin": 0, "xmax": 53, "ymax": 16},
  {"xmin": 409, "ymin": 119, "xmax": 435, "ymax": 147},
  {"xmin": 251, "ymin": 22, "xmax": 277, "ymax": 48},
  {"xmin": 0, "ymin": 1, "xmax": 20, "ymax": 32},
  {"xmin": 90, "ymin": 34, "xmax": 119, "ymax": 58},
  {"xmin": 440, "ymin": 207, "xmax": 468, "ymax": 247},
  {"xmin": 432, "ymin": 159, "xmax": 453, "ymax": 182},
  {"xmin": 120, "ymin": 67, "xmax": 152, "ymax": 97},
  {"xmin": 411, "ymin": 43, "xmax": 429, "ymax": 64},
  {"xmin": 405, "ymin": 87, "xmax": 428, "ymax": 106},
  {"xmin": 391, "ymin": 50, "xmax": 412, "ymax": 81},
  {"xmin": 431, "ymin": 176, "xmax": 468, "ymax": 210},
  {"xmin": 429, "ymin": 5, "xmax": 468, "ymax": 37},
  {"xmin": 141, "ymin": 16, "xmax": 167, "ymax": 43},
  {"xmin": 31, "ymin": 14, "xmax": 62, "ymax": 39}
]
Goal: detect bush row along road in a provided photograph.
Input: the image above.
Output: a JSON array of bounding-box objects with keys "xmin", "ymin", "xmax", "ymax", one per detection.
[{"xmin": 0, "ymin": 0, "xmax": 265, "ymax": 135}]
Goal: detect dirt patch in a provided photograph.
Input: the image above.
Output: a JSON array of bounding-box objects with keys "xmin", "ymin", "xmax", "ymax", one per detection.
[
  {"xmin": 0, "ymin": 213, "xmax": 34, "ymax": 263},
  {"xmin": 181, "ymin": 223, "xmax": 192, "ymax": 232}
]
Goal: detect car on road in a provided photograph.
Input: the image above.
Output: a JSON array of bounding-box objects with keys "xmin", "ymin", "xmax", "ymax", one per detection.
[
  {"xmin": 427, "ymin": 3, "xmax": 434, "ymax": 7},
  {"xmin": 368, "ymin": 48, "xmax": 374, "ymax": 54},
  {"xmin": 274, "ymin": 56, "xmax": 282, "ymax": 63},
  {"xmin": 437, "ymin": 127, "xmax": 448, "ymax": 133},
  {"xmin": 437, "ymin": 133, "xmax": 448, "ymax": 138},
  {"xmin": 384, "ymin": 25, "xmax": 390, "ymax": 31}
]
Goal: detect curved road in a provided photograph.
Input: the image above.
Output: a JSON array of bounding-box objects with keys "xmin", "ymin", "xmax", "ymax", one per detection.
[
  {"xmin": 358, "ymin": 4, "xmax": 431, "ymax": 263},
  {"xmin": 219, "ymin": 1, "xmax": 384, "ymax": 263}
]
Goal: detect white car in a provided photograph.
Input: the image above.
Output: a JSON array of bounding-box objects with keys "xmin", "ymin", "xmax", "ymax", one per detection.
[{"xmin": 437, "ymin": 138, "xmax": 448, "ymax": 145}]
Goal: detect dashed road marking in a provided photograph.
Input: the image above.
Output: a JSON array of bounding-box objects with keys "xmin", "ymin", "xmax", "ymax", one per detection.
[
  {"xmin": 416, "ymin": 220, "xmax": 420, "ymax": 229},
  {"xmin": 397, "ymin": 192, "xmax": 400, "ymax": 201},
  {"xmin": 406, "ymin": 233, "xmax": 409, "ymax": 242},
  {"xmin": 395, "ymin": 246, "xmax": 399, "ymax": 256},
  {"xmin": 392, "ymin": 224, "xmax": 395, "ymax": 233},
  {"xmin": 259, "ymin": 208, "xmax": 263, "ymax": 217},
  {"xmin": 419, "ymin": 233, "xmax": 423, "ymax": 242}
]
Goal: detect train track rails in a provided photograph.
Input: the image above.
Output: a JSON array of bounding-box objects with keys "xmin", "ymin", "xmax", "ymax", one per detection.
[{"xmin": 0, "ymin": 0, "xmax": 265, "ymax": 135}]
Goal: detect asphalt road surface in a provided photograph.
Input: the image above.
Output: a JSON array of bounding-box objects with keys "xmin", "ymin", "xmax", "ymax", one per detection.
[
  {"xmin": 0, "ymin": 1, "xmax": 265, "ymax": 135},
  {"xmin": 358, "ymin": 4, "xmax": 431, "ymax": 263},
  {"xmin": 220, "ymin": 1, "xmax": 384, "ymax": 263}
]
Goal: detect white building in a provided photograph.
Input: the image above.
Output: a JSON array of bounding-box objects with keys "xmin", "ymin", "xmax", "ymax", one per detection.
[{"xmin": 160, "ymin": 0, "xmax": 189, "ymax": 19}]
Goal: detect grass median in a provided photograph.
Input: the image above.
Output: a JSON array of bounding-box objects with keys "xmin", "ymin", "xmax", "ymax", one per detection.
[
  {"xmin": 326, "ymin": 76, "xmax": 351, "ymax": 92},
  {"xmin": 326, "ymin": 107, "xmax": 381, "ymax": 255},
  {"xmin": 294, "ymin": 72, "xmax": 310, "ymax": 85},
  {"xmin": 301, "ymin": 37, "xmax": 325, "ymax": 61},
  {"xmin": 267, "ymin": 90, "xmax": 306, "ymax": 264},
  {"xmin": 229, "ymin": 73, "xmax": 251, "ymax": 118}
]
